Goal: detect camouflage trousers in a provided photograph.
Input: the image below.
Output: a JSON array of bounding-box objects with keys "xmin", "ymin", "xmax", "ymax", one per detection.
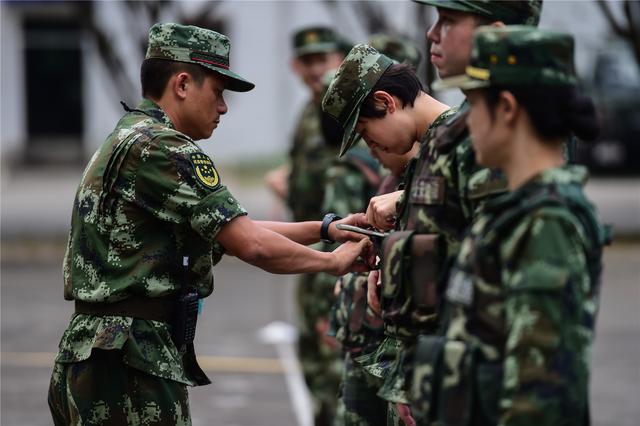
[
  {"xmin": 48, "ymin": 348, "xmax": 191, "ymax": 426},
  {"xmin": 339, "ymin": 353, "xmax": 388, "ymax": 426}
]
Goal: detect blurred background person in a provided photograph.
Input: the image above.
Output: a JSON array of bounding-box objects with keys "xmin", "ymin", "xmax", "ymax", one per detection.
[{"xmin": 265, "ymin": 25, "xmax": 351, "ymax": 426}]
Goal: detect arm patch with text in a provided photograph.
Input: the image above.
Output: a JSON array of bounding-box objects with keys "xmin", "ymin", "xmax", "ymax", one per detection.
[{"xmin": 190, "ymin": 152, "xmax": 220, "ymax": 190}]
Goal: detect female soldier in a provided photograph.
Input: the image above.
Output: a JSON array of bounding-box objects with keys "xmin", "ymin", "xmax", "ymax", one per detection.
[{"xmin": 411, "ymin": 26, "xmax": 609, "ymax": 425}]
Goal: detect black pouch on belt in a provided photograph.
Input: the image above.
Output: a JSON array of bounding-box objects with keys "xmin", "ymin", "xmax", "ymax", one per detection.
[
  {"xmin": 171, "ymin": 257, "xmax": 211, "ymax": 386},
  {"xmin": 171, "ymin": 286, "xmax": 200, "ymax": 349}
]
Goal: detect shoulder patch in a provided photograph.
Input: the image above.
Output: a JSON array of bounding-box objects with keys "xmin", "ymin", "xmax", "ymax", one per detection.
[{"xmin": 190, "ymin": 152, "xmax": 220, "ymax": 190}]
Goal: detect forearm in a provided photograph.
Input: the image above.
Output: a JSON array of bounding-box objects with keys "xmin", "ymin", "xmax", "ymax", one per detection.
[
  {"xmin": 256, "ymin": 220, "xmax": 321, "ymax": 245},
  {"xmin": 244, "ymin": 227, "xmax": 336, "ymax": 274}
]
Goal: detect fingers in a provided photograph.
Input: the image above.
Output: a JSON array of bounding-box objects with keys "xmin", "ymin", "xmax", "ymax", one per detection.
[
  {"xmin": 333, "ymin": 277, "xmax": 343, "ymax": 296},
  {"xmin": 332, "ymin": 213, "xmax": 369, "ymax": 242},
  {"xmin": 366, "ymin": 194, "xmax": 397, "ymax": 231},
  {"xmin": 396, "ymin": 403, "xmax": 416, "ymax": 426},
  {"xmin": 367, "ymin": 270, "xmax": 381, "ymax": 315}
]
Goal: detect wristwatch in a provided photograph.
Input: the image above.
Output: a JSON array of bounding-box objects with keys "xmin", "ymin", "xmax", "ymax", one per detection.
[{"xmin": 320, "ymin": 213, "xmax": 342, "ymax": 244}]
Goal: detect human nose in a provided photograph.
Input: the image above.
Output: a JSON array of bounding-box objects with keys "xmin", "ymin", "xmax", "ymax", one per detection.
[
  {"xmin": 427, "ymin": 20, "xmax": 439, "ymax": 43},
  {"xmin": 218, "ymin": 97, "xmax": 228, "ymax": 115}
]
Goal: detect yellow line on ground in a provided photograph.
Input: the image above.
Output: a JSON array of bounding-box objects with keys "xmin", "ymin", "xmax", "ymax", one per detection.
[{"xmin": 1, "ymin": 352, "xmax": 283, "ymax": 374}]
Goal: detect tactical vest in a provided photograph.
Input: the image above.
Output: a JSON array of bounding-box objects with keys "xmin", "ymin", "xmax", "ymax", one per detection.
[
  {"xmin": 380, "ymin": 108, "xmax": 470, "ymax": 339},
  {"xmin": 411, "ymin": 179, "xmax": 610, "ymax": 425}
]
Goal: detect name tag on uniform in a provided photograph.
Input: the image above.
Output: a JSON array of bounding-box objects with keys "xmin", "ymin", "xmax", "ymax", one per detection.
[
  {"xmin": 446, "ymin": 270, "xmax": 474, "ymax": 306},
  {"xmin": 410, "ymin": 176, "xmax": 444, "ymax": 205}
]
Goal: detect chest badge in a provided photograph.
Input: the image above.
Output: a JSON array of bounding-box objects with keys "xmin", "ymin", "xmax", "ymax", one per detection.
[
  {"xmin": 190, "ymin": 153, "xmax": 220, "ymax": 190},
  {"xmin": 410, "ymin": 176, "xmax": 444, "ymax": 205}
]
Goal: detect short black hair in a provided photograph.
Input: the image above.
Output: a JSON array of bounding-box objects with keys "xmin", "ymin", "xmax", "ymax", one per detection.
[
  {"xmin": 359, "ymin": 63, "xmax": 424, "ymax": 119},
  {"xmin": 482, "ymin": 85, "xmax": 599, "ymax": 143},
  {"xmin": 140, "ymin": 58, "xmax": 210, "ymax": 100}
]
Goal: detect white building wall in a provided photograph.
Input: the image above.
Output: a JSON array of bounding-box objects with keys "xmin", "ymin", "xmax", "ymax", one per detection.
[
  {"xmin": 0, "ymin": 5, "xmax": 26, "ymax": 162},
  {"xmin": 0, "ymin": 0, "xmax": 627, "ymax": 164}
]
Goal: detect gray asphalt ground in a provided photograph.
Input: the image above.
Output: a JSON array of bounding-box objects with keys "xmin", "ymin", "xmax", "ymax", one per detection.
[{"xmin": 2, "ymin": 166, "xmax": 639, "ymax": 425}]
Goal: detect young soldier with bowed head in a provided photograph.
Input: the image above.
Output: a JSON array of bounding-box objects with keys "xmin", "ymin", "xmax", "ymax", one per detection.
[
  {"xmin": 323, "ymin": 44, "xmax": 451, "ymax": 426},
  {"xmin": 47, "ymin": 23, "xmax": 373, "ymax": 425},
  {"xmin": 412, "ymin": 26, "xmax": 609, "ymax": 425}
]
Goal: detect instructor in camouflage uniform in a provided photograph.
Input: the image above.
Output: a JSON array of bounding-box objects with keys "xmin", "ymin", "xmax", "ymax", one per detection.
[
  {"xmin": 412, "ymin": 26, "xmax": 608, "ymax": 426},
  {"xmin": 47, "ymin": 23, "xmax": 373, "ymax": 426}
]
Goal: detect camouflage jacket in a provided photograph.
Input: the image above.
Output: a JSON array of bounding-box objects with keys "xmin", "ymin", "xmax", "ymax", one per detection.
[
  {"xmin": 309, "ymin": 145, "xmax": 382, "ymax": 322},
  {"xmin": 287, "ymin": 99, "xmax": 339, "ymax": 222},
  {"xmin": 380, "ymin": 102, "xmax": 508, "ymax": 340},
  {"xmin": 413, "ymin": 165, "xmax": 606, "ymax": 425},
  {"xmin": 56, "ymin": 98, "xmax": 247, "ymax": 386}
]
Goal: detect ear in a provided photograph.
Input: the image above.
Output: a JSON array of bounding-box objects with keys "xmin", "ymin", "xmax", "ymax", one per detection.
[
  {"xmin": 497, "ymin": 90, "xmax": 518, "ymax": 127},
  {"xmin": 172, "ymin": 72, "xmax": 190, "ymax": 100},
  {"xmin": 372, "ymin": 91, "xmax": 397, "ymax": 113}
]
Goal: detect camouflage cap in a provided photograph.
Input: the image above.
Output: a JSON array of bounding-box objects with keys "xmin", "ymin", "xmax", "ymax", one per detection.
[
  {"xmin": 145, "ymin": 23, "xmax": 254, "ymax": 92},
  {"xmin": 368, "ymin": 33, "xmax": 422, "ymax": 68},
  {"xmin": 433, "ymin": 26, "xmax": 577, "ymax": 91},
  {"xmin": 322, "ymin": 44, "xmax": 394, "ymax": 157},
  {"xmin": 293, "ymin": 26, "xmax": 342, "ymax": 57},
  {"xmin": 413, "ymin": 0, "xmax": 543, "ymax": 26}
]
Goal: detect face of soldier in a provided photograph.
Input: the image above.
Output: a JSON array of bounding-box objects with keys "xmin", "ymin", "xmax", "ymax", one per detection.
[
  {"xmin": 427, "ymin": 9, "xmax": 479, "ymax": 78},
  {"xmin": 181, "ymin": 72, "xmax": 228, "ymax": 140},
  {"xmin": 466, "ymin": 90, "xmax": 514, "ymax": 168},
  {"xmin": 292, "ymin": 52, "xmax": 344, "ymax": 96},
  {"xmin": 356, "ymin": 93, "xmax": 414, "ymax": 156},
  {"xmin": 371, "ymin": 146, "xmax": 409, "ymax": 177}
]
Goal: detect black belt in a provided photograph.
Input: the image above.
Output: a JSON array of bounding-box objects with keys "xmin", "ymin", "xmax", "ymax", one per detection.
[
  {"xmin": 74, "ymin": 296, "xmax": 212, "ymax": 386},
  {"xmin": 74, "ymin": 296, "xmax": 176, "ymax": 323}
]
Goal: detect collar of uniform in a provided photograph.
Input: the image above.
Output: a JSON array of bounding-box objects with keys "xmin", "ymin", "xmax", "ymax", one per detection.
[
  {"xmin": 483, "ymin": 164, "xmax": 589, "ymax": 212},
  {"xmin": 136, "ymin": 98, "xmax": 175, "ymax": 130}
]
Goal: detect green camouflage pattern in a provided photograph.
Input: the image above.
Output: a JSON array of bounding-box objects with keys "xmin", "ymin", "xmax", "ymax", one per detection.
[
  {"xmin": 434, "ymin": 26, "xmax": 577, "ymax": 91},
  {"xmin": 293, "ymin": 26, "xmax": 342, "ymax": 57},
  {"xmin": 340, "ymin": 355, "xmax": 389, "ymax": 426},
  {"xmin": 287, "ymin": 100, "xmax": 338, "ymax": 222},
  {"xmin": 413, "ymin": 0, "xmax": 543, "ymax": 26},
  {"xmin": 411, "ymin": 165, "xmax": 605, "ymax": 425},
  {"xmin": 322, "ymin": 44, "xmax": 394, "ymax": 157},
  {"xmin": 288, "ymin": 98, "xmax": 340, "ymax": 426},
  {"xmin": 49, "ymin": 349, "xmax": 191, "ymax": 425},
  {"xmin": 372, "ymin": 103, "xmax": 509, "ymax": 406},
  {"xmin": 298, "ymin": 144, "xmax": 382, "ymax": 426},
  {"xmin": 368, "ymin": 34, "xmax": 422, "ymax": 69},
  {"xmin": 55, "ymin": 98, "xmax": 247, "ymax": 387},
  {"xmin": 146, "ymin": 23, "xmax": 254, "ymax": 92}
]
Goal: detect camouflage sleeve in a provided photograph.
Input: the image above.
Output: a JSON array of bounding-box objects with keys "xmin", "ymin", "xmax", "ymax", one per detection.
[
  {"xmin": 321, "ymin": 163, "xmax": 369, "ymax": 216},
  {"xmin": 499, "ymin": 208, "xmax": 592, "ymax": 425},
  {"xmin": 132, "ymin": 135, "xmax": 247, "ymax": 243}
]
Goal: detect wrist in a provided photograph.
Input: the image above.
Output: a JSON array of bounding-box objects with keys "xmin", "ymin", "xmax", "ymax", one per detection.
[{"xmin": 320, "ymin": 213, "xmax": 342, "ymax": 244}]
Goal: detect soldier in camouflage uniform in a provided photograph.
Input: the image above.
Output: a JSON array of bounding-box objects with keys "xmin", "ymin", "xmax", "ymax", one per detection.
[
  {"xmin": 411, "ymin": 26, "xmax": 609, "ymax": 425},
  {"xmin": 326, "ymin": 36, "xmax": 424, "ymax": 426},
  {"xmin": 47, "ymin": 23, "xmax": 374, "ymax": 426},
  {"xmin": 326, "ymin": 2, "xmax": 543, "ymax": 425},
  {"xmin": 323, "ymin": 44, "xmax": 451, "ymax": 426}
]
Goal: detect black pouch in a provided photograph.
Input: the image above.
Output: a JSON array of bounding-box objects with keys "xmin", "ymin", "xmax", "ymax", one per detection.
[
  {"xmin": 411, "ymin": 334, "xmax": 446, "ymax": 421},
  {"xmin": 171, "ymin": 287, "xmax": 200, "ymax": 350}
]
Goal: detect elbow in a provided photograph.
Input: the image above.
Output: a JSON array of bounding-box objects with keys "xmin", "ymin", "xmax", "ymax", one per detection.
[{"xmin": 236, "ymin": 240, "xmax": 270, "ymax": 266}]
